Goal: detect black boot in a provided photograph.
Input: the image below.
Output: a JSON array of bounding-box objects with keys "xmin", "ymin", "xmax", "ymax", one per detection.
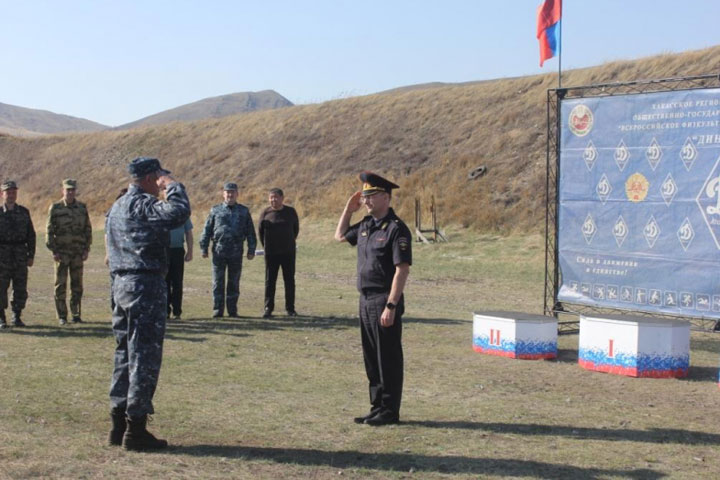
[
  {"xmin": 123, "ymin": 415, "xmax": 168, "ymax": 451},
  {"xmin": 108, "ymin": 409, "xmax": 126, "ymax": 446},
  {"xmin": 11, "ymin": 310, "xmax": 25, "ymax": 327}
]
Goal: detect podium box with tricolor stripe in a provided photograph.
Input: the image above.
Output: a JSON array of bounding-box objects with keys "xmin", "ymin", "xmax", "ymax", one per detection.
[
  {"xmin": 472, "ymin": 311, "xmax": 558, "ymax": 359},
  {"xmin": 578, "ymin": 314, "xmax": 689, "ymax": 378}
]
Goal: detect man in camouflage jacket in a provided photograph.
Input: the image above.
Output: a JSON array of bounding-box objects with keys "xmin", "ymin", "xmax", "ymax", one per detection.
[
  {"xmin": 106, "ymin": 157, "xmax": 190, "ymax": 451},
  {"xmin": 199, "ymin": 182, "xmax": 256, "ymax": 317},
  {"xmin": 0, "ymin": 180, "xmax": 35, "ymax": 329},
  {"xmin": 46, "ymin": 178, "xmax": 92, "ymax": 324}
]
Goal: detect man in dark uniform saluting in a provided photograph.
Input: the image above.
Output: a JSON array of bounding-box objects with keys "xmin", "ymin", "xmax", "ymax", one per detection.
[
  {"xmin": 334, "ymin": 171, "xmax": 412, "ymax": 426},
  {"xmin": 106, "ymin": 157, "xmax": 190, "ymax": 450}
]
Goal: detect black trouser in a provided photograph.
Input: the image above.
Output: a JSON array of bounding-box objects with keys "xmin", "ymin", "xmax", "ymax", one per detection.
[
  {"xmin": 165, "ymin": 248, "xmax": 185, "ymax": 316},
  {"xmin": 264, "ymin": 252, "xmax": 295, "ymax": 312},
  {"xmin": 359, "ymin": 291, "xmax": 404, "ymax": 416}
]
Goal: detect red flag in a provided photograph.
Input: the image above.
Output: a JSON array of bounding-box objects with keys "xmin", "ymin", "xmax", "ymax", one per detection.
[{"xmin": 536, "ymin": 0, "xmax": 562, "ymax": 67}]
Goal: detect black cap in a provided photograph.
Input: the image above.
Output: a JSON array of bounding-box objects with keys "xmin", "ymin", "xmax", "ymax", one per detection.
[
  {"xmin": 128, "ymin": 157, "xmax": 171, "ymax": 178},
  {"xmin": 223, "ymin": 182, "xmax": 238, "ymax": 191},
  {"xmin": 359, "ymin": 171, "xmax": 399, "ymax": 196}
]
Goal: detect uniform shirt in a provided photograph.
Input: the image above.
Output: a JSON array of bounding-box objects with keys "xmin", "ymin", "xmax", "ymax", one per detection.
[
  {"xmin": 106, "ymin": 182, "xmax": 190, "ymax": 275},
  {"xmin": 168, "ymin": 219, "xmax": 193, "ymax": 249},
  {"xmin": 46, "ymin": 199, "xmax": 92, "ymax": 255},
  {"xmin": 0, "ymin": 203, "xmax": 36, "ymax": 261},
  {"xmin": 344, "ymin": 208, "xmax": 412, "ymax": 292},
  {"xmin": 199, "ymin": 203, "xmax": 257, "ymax": 258},
  {"xmin": 258, "ymin": 205, "xmax": 299, "ymax": 255}
]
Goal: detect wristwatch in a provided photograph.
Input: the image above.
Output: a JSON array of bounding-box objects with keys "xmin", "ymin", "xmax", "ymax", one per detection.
[{"xmin": 386, "ymin": 302, "xmax": 396, "ymax": 310}]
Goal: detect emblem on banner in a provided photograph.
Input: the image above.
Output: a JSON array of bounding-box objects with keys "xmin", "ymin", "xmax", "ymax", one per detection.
[
  {"xmin": 612, "ymin": 215, "xmax": 628, "ymax": 247},
  {"xmin": 649, "ymin": 289, "xmax": 662, "ymax": 306},
  {"xmin": 635, "ymin": 288, "xmax": 647, "ymax": 304},
  {"xmin": 697, "ymin": 156, "xmax": 720, "ymax": 249},
  {"xmin": 569, "ymin": 104, "xmax": 593, "ymax": 137},
  {"xmin": 583, "ymin": 141, "xmax": 598, "ymax": 171},
  {"xmin": 664, "ymin": 291, "xmax": 677, "ymax": 307},
  {"xmin": 645, "ymin": 138, "xmax": 663, "ymax": 171},
  {"xmin": 596, "ymin": 174, "xmax": 612, "ymax": 204},
  {"xmin": 680, "ymin": 292, "xmax": 694, "ymax": 309},
  {"xmin": 677, "ymin": 218, "xmax": 694, "ymax": 251},
  {"xmin": 621, "ymin": 286, "xmax": 633, "ymax": 302},
  {"xmin": 661, "ymin": 173, "xmax": 678, "ymax": 206},
  {"xmin": 712, "ymin": 295, "xmax": 720, "ymax": 312},
  {"xmin": 625, "ymin": 173, "xmax": 649, "ymax": 202},
  {"xmin": 697, "ymin": 294, "xmax": 710, "ymax": 311},
  {"xmin": 593, "ymin": 285, "xmax": 605, "ymax": 300},
  {"xmin": 643, "ymin": 215, "xmax": 660, "ymax": 248},
  {"xmin": 607, "ymin": 285, "xmax": 618, "ymax": 300},
  {"xmin": 582, "ymin": 214, "xmax": 597, "ymax": 244},
  {"xmin": 614, "ymin": 140, "xmax": 630, "ymax": 171},
  {"xmin": 680, "ymin": 137, "xmax": 698, "ymax": 171}
]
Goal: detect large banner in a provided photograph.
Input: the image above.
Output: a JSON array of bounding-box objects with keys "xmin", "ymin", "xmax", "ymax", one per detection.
[{"xmin": 558, "ymin": 88, "xmax": 720, "ymax": 318}]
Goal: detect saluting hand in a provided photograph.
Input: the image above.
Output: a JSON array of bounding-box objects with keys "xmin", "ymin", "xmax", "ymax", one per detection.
[{"xmin": 345, "ymin": 191, "xmax": 363, "ymax": 214}]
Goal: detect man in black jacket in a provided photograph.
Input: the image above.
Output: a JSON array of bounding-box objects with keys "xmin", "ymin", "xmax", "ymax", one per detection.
[{"xmin": 258, "ymin": 188, "xmax": 299, "ymax": 318}]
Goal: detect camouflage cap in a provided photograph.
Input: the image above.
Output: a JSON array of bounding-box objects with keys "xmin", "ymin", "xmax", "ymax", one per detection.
[
  {"xmin": 128, "ymin": 157, "xmax": 171, "ymax": 178},
  {"xmin": 62, "ymin": 178, "xmax": 77, "ymax": 189},
  {"xmin": 223, "ymin": 182, "xmax": 238, "ymax": 191},
  {"xmin": 1, "ymin": 180, "xmax": 18, "ymax": 191}
]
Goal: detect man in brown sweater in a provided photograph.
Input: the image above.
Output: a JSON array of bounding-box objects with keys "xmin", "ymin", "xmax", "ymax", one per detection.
[{"xmin": 258, "ymin": 188, "xmax": 299, "ymax": 318}]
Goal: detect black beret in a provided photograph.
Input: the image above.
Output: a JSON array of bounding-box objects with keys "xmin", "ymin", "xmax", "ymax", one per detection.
[{"xmin": 359, "ymin": 171, "xmax": 399, "ymax": 196}]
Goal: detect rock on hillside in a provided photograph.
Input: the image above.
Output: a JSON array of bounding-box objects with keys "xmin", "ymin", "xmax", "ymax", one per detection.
[
  {"xmin": 0, "ymin": 102, "xmax": 108, "ymax": 135},
  {"xmin": 116, "ymin": 90, "xmax": 293, "ymax": 129}
]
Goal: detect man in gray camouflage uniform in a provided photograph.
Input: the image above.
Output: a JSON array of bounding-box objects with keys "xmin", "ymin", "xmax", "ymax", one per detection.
[
  {"xmin": 199, "ymin": 182, "xmax": 256, "ymax": 318},
  {"xmin": 0, "ymin": 180, "xmax": 35, "ymax": 329},
  {"xmin": 106, "ymin": 157, "xmax": 190, "ymax": 451}
]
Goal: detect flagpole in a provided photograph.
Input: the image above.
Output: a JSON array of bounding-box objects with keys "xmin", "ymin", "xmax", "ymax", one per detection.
[{"xmin": 558, "ymin": 0, "xmax": 562, "ymax": 88}]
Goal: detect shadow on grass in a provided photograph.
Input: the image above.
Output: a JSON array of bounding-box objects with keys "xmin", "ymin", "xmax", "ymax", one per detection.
[
  {"xmin": 171, "ymin": 444, "xmax": 664, "ymax": 479},
  {"xmin": 682, "ymin": 366, "xmax": 718, "ymax": 383},
  {"xmin": 403, "ymin": 420, "xmax": 720, "ymax": 446},
  {"xmin": 403, "ymin": 316, "xmax": 466, "ymax": 325},
  {"xmin": 4, "ymin": 323, "xmax": 111, "ymax": 338}
]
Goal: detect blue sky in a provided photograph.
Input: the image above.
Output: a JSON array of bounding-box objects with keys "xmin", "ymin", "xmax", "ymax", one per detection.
[{"xmin": 1, "ymin": 0, "xmax": 718, "ymax": 126}]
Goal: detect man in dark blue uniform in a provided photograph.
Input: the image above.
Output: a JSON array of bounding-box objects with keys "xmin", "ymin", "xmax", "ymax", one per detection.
[
  {"xmin": 335, "ymin": 171, "xmax": 412, "ymax": 426},
  {"xmin": 106, "ymin": 157, "xmax": 190, "ymax": 451}
]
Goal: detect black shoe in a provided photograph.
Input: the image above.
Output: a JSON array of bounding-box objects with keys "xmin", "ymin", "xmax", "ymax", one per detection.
[
  {"xmin": 262, "ymin": 309, "xmax": 273, "ymax": 319},
  {"xmin": 364, "ymin": 410, "xmax": 399, "ymax": 426},
  {"xmin": 11, "ymin": 311, "xmax": 24, "ymax": 327},
  {"xmin": 353, "ymin": 407, "xmax": 381, "ymax": 424},
  {"xmin": 123, "ymin": 415, "xmax": 168, "ymax": 451},
  {"xmin": 72, "ymin": 316, "xmax": 83, "ymax": 324},
  {"xmin": 286, "ymin": 310, "xmax": 298, "ymax": 317},
  {"xmin": 108, "ymin": 409, "xmax": 127, "ymax": 446},
  {"xmin": 59, "ymin": 318, "xmax": 67, "ymax": 326},
  {"xmin": 0, "ymin": 319, "xmax": 7, "ymax": 330},
  {"xmin": 212, "ymin": 310, "xmax": 223, "ymax": 318},
  {"xmin": 227, "ymin": 312, "xmax": 239, "ymax": 318}
]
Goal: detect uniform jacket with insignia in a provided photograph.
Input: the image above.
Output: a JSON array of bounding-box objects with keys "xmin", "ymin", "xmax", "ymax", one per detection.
[
  {"xmin": 46, "ymin": 199, "xmax": 92, "ymax": 255},
  {"xmin": 343, "ymin": 208, "xmax": 412, "ymax": 293},
  {"xmin": 106, "ymin": 182, "xmax": 191, "ymax": 275},
  {"xmin": 200, "ymin": 203, "xmax": 257, "ymax": 258},
  {"xmin": 0, "ymin": 204, "xmax": 36, "ymax": 261}
]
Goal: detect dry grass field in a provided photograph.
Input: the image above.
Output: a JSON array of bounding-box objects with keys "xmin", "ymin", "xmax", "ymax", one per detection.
[
  {"xmin": 1, "ymin": 47, "xmax": 720, "ymax": 234},
  {"xmin": 1, "ymin": 225, "xmax": 720, "ymax": 479}
]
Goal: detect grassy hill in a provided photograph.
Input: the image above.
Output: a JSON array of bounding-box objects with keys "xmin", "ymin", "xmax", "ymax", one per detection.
[
  {"xmin": 116, "ymin": 90, "xmax": 293, "ymax": 129},
  {"xmin": 0, "ymin": 102, "xmax": 108, "ymax": 135},
  {"xmin": 1, "ymin": 46, "xmax": 719, "ymax": 232}
]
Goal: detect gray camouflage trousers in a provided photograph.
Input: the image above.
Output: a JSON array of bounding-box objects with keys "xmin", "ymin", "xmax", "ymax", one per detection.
[{"xmin": 109, "ymin": 272, "xmax": 166, "ymax": 418}]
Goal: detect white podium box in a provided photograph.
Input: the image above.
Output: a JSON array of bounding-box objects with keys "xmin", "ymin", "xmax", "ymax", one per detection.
[
  {"xmin": 578, "ymin": 314, "xmax": 689, "ymax": 378},
  {"xmin": 472, "ymin": 311, "xmax": 558, "ymax": 359}
]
